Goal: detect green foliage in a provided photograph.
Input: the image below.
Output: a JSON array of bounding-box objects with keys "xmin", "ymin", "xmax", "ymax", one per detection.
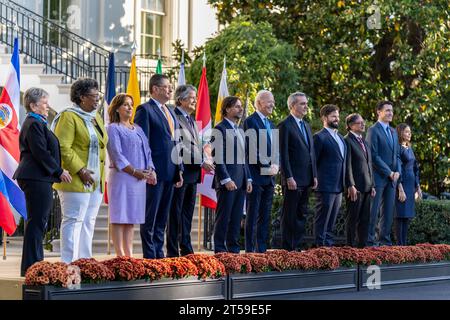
[
  {"xmin": 408, "ymin": 200, "xmax": 450, "ymax": 245},
  {"xmin": 207, "ymin": 0, "xmax": 450, "ymax": 194},
  {"xmin": 186, "ymin": 17, "xmax": 299, "ymax": 121}
]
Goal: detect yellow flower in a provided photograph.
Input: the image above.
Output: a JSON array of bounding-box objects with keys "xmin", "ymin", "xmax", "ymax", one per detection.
[{"xmin": 338, "ymin": 1, "xmax": 345, "ymax": 8}]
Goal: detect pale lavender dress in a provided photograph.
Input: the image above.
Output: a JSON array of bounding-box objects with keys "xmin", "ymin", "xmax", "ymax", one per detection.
[{"xmin": 106, "ymin": 123, "xmax": 154, "ymax": 224}]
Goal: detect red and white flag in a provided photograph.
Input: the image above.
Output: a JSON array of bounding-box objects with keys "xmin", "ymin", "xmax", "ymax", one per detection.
[
  {"xmin": 195, "ymin": 65, "xmax": 217, "ymax": 209},
  {"xmin": 0, "ymin": 38, "xmax": 27, "ymax": 235}
]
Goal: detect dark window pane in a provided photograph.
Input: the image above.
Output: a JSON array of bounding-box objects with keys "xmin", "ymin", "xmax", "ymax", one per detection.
[
  {"xmin": 155, "ymin": 15, "xmax": 162, "ymax": 36},
  {"xmin": 146, "ymin": 13, "xmax": 154, "ymax": 35}
]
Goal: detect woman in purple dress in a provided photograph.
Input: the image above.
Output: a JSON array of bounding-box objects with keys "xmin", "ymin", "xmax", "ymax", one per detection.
[
  {"xmin": 395, "ymin": 123, "xmax": 422, "ymax": 246},
  {"xmin": 107, "ymin": 94, "xmax": 156, "ymax": 256}
]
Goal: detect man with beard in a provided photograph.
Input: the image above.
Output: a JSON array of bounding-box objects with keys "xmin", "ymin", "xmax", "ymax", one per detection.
[
  {"xmin": 211, "ymin": 96, "xmax": 252, "ymax": 253},
  {"xmin": 313, "ymin": 104, "xmax": 347, "ymax": 247}
]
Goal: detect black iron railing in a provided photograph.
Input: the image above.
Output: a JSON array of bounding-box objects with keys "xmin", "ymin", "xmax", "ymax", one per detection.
[
  {"xmin": 0, "ymin": 0, "xmax": 174, "ymax": 97},
  {"xmin": 0, "ymin": 0, "xmax": 110, "ymax": 86}
]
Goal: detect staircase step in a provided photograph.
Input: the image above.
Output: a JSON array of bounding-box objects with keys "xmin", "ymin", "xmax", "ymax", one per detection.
[
  {"xmin": 21, "ymin": 64, "xmax": 45, "ymax": 75},
  {"xmin": 38, "ymin": 74, "xmax": 64, "ymax": 84},
  {"xmin": 57, "ymin": 84, "xmax": 72, "ymax": 94},
  {"xmin": 0, "ymin": 53, "xmax": 26, "ymax": 64}
]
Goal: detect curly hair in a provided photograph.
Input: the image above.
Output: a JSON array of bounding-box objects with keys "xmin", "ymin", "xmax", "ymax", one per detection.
[{"xmin": 70, "ymin": 78, "xmax": 99, "ymax": 105}]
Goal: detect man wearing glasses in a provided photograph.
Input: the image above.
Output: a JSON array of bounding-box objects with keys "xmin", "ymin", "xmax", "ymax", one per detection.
[
  {"xmin": 134, "ymin": 74, "xmax": 183, "ymax": 259},
  {"xmin": 344, "ymin": 114, "xmax": 376, "ymax": 248}
]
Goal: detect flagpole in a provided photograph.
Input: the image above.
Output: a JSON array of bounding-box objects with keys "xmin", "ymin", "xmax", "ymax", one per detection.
[
  {"xmin": 2, "ymin": 230, "xmax": 6, "ymax": 260},
  {"xmin": 197, "ymin": 194, "xmax": 202, "ymax": 252},
  {"xmin": 107, "ymin": 209, "xmax": 111, "ymax": 255}
]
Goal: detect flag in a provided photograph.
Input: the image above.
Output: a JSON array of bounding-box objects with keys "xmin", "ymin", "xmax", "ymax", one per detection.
[
  {"xmin": 103, "ymin": 52, "xmax": 116, "ymax": 204},
  {"xmin": 195, "ymin": 65, "xmax": 217, "ymax": 209},
  {"xmin": 214, "ymin": 56, "xmax": 229, "ymax": 124},
  {"xmin": 178, "ymin": 50, "xmax": 186, "ymax": 86},
  {"xmin": 156, "ymin": 58, "xmax": 163, "ymax": 75},
  {"xmin": 0, "ymin": 38, "xmax": 27, "ymax": 235},
  {"xmin": 0, "ymin": 174, "xmax": 15, "ymax": 235},
  {"xmin": 127, "ymin": 54, "xmax": 141, "ymax": 122}
]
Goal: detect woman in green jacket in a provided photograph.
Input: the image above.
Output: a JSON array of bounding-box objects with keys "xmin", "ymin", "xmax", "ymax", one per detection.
[{"xmin": 52, "ymin": 78, "xmax": 108, "ymax": 263}]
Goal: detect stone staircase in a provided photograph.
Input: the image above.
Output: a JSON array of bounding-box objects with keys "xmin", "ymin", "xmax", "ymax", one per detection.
[
  {"xmin": 52, "ymin": 200, "xmax": 207, "ymax": 255},
  {"xmin": 0, "ymin": 44, "xmax": 72, "ymax": 113}
]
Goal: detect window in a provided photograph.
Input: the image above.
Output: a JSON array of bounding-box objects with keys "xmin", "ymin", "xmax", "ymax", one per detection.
[
  {"xmin": 43, "ymin": 0, "xmax": 70, "ymax": 47},
  {"xmin": 141, "ymin": 0, "xmax": 165, "ymax": 56}
]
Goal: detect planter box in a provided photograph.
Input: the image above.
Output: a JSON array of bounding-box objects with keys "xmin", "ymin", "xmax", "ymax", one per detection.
[
  {"xmin": 23, "ymin": 277, "xmax": 227, "ymax": 300},
  {"xmin": 228, "ymin": 268, "xmax": 358, "ymax": 300},
  {"xmin": 359, "ymin": 261, "xmax": 450, "ymax": 290}
]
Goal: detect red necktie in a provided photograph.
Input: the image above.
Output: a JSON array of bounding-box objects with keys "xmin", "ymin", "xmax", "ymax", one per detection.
[{"xmin": 357, "ymin": 136, "xmax": 367, "ymax": 155}]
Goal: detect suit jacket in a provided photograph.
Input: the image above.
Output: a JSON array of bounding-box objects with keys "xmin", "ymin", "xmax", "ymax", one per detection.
[
  {"xmin": 13, "ymin": 116, "xmax": 63, "ymax": 183},
  {"xmin": 314, "ymin": 128, "xmax": 347, "ymax": 193},
  {"xmin": 366, "ymin": 122, "xmax": 401, "ymax": 187},
  {"xmin": 344, "ymin": 133, "xmax": 374, "ymax": 193},
  {"xmin": 174, "ymin": 107, "xmax": 201, "ymax": 184},
  {"xmin": 278, "ymin": 115, "xmax": 317, "ymax": 187},
  {"xmin": 134, "ymin": 99, "xmax": 183, "ymax": 183},
  {"xmin": 211, "ymin": 119, "xmax": 250, "ymax": 190},
  {"xmin": 243, "ymin": 112, "xmax": 277, "ymax": 186},
  {"xmin": 53, "ymin": 111, "xmax": 108, "ymax": 192}
]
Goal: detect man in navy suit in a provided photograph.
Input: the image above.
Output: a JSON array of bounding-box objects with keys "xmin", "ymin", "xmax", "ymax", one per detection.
[
  {"xmin": 166, "ymin": 84, "xmax": 215, "ymax": 257},
  {"xmin": 134, "ymin": 74, "xmax": 184, "ymax": 259},
  {"xmin": 211, "ymin": 96, "xmax": 252, "ymax": 253},
  {"xmin": 243, "ymin": 90, "xmax": 278, "ymax": 253},
  {"xmin": 313, "ymin": 104, "xmax": 347, "ymax": 247},
  {"xmin": 366, "ymin": 101, "xmax": 401, "ymax": 246},
  {"xmin": 278, "ymin": 92, "xmax": 318, "ymax": 251}
]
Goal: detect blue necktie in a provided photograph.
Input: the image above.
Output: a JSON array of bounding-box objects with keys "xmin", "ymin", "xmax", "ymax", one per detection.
[
  {"xmin": 386, "ymin": 126, "xmax": 393, "ymax": 147},
  {"xmin": 264, "ymin": 118, "xmax": 272, "ymax": 142},
  {"xmin": 299, "ymin": 120, "xmax": 309, "ymax": 147}
]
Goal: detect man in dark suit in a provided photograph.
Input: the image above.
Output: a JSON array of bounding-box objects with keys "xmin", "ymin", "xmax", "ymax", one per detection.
[
  {"xmin": 278, "ymin": 92, "xmax": 317, "ymax": 251},
  {"xmin": 344, "ymin": 113, "xmax": 376, "ymax": 248},
  {"xmin": 134, "ymin": 74, "xmax": 184, "ymax": 259},
  {"xmin": 366, "ymin": 101, "xmax": 401, "ymax": 246},
  {"xmin": 313, "ymin": 104, "xmax": 347, "ymax": 247},
  {"xmin": 211, "ymin": 96, "xmax": 252, "ymax": 253},
  {"xmin": 166, "ymin": 84, "xmax": 215, "ymax": 257},
  {"xmin": 243, "ymin": 90, "xmax": 278, "ymax": 253}
]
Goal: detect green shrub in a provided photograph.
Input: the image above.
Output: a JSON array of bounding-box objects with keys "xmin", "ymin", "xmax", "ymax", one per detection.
[{"xmin": 408, "ymin": 200, "xmax": 450, "ymax": 245}]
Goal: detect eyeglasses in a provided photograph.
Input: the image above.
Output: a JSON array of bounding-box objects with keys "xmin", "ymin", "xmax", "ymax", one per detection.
[
  {"xmin": 157, "ymin": 85, "xmax": 174, "ymax": 90},
  {"xmin": 84, "ymin": 93, "xmax": 102, "ymax": 99},
  {"xmin": 353, "ymin": 121, "xmax": 365, "ymax": 125}
]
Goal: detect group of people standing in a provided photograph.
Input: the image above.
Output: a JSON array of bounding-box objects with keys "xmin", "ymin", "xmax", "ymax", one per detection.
[{"xmin": 13, "ymin": 74, "xmax": 421, "ymax": 277}]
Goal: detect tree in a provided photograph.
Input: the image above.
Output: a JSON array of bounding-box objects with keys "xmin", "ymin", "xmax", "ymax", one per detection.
[
  {"xmin": 208, "ymin": 0, "xmax": 450, "ymax": 195},
  {"xmin": 185, "ymin": 17, "xmax": 299, "ymax": 122}
]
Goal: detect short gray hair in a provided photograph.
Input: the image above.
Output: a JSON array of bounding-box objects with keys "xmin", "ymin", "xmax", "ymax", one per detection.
[
  {"xmin": 287, "ymin": 92, "xmax": 306, "ymax": 109},
  {"xmin": 24, "ymin": 87, "xmax": 49, "ymax": 112},
  {"xmin": 254, "ymin": 90, "xmax": 273, "ymax": 107},
  {"xmin": 174, "ymin": 84, "xmax": 197, "ymax": 106}
]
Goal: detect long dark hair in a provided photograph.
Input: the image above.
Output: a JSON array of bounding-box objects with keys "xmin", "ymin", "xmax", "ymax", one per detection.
[{"xmin": 396, "ymin": 123, "xmax": 411, "ymax": 146}]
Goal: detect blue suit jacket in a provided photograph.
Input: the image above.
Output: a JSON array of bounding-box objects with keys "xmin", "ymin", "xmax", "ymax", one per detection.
[
  {"xmin": 314, "ymin": 128, "xmax": 347, "ymax": 193},
  {"xmin": 211, "ymin": 119, "xmax": 250, "ymax": 190},
  {"xmin": 243, "ymin": 112, "xmax": 277, "ymax": 186},
  {"xmin": 134, "ymin": 99, "xmax": 183, "ymax": 182},
  {"xmin": 366, "ymin": 122, "xmax": 401, "ymax": 187}
]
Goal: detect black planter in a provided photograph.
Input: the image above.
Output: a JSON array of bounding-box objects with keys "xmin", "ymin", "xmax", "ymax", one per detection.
[
  {"xmin": 227, "ymin": 268, "xmax": 358, "ymax": 300},
  {"xmin": 23, "ymin": 277, "xmax": 227, "ymax": 300},
  {"xmin": 359, "ymin": 261, "xmax": 450, "ymax": 290}
]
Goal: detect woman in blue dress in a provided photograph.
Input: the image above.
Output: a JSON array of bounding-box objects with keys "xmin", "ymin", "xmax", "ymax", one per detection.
[{"xmin": 395, "ymin": 123, "xmax": 422, "ymax": 245}]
